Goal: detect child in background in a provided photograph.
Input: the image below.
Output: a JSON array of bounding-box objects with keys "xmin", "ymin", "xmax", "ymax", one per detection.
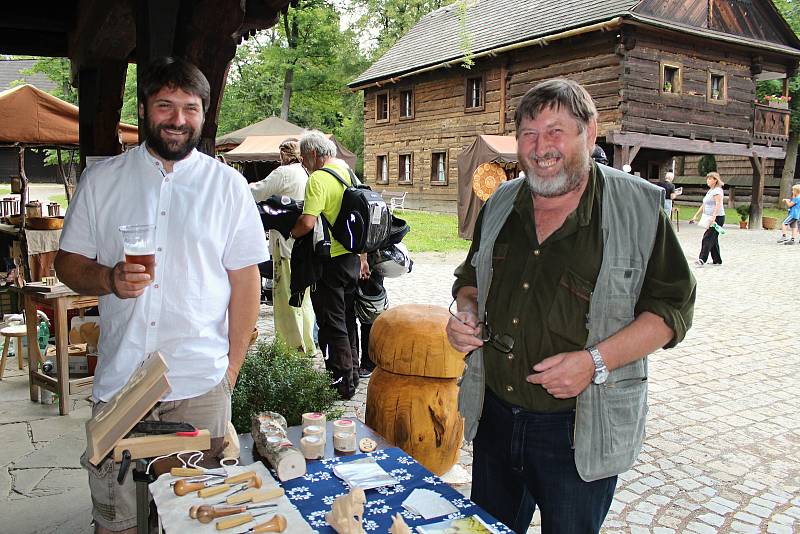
[{"xmin": 777, "ymin": 184, "xmax": 800, "ymax": 245}]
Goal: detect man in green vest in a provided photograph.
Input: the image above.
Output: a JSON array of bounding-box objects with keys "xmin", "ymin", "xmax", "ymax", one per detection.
[{"xmin": 447, "ymin": 79, "xmax": 695, "ymax": 533}]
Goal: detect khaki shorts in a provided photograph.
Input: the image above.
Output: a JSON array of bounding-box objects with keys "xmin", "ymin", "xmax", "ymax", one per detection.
[{"xmin": 81, "ymin": 376, "xmax": 232, "ymax": 531}]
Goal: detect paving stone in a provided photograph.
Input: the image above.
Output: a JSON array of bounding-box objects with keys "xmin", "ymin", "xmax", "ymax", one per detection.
[
  {"xmin": 731, "ymin": 521, "xmax": 762, "ymax": 533},
  {"xmin": 767, "ymin": 524, "xmax": 795, "ymax": 534},
  {"xmin": 734, "ymin": 511, "xmax": 763, "ymax": 525},
  {"xmin": 10, "ymin": 468, "xmax": 49, "ymax": 497},
  {"xmin": 687, "ymin": 521, "xmax": 720, "ymax": 534},
  {"xmin": 0, "ymin": 422, "xmax": 33, "ymax": 466},
  {"xmin": 697, "ymin": 512, "xmax": 725, "ymax": 527},
  {"xmin": 745, "ymin": 503, "xmax": 773, "ymax": 518},
  {"xmin": 625, "ymin": 511, "xmax": 653, "ymax": 525}
]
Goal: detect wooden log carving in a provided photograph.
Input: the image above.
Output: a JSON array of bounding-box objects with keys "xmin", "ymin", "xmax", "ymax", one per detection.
[
  {"xmin": 251, "ymin": 412, "xmax": 306, "ymax": 481},
  {"xmin": 325, "ymin": 487, "xmax": 366, "ymax": 534},
  {"xmin": 369, "ymin": 304, "xmax": 465, "ymax": 378},
  {"xmin": 366, "ymin": 368, "xmax": 463, "ymax": 476}
]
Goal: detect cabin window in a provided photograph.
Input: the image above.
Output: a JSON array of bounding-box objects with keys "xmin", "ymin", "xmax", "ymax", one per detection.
[
  {"xmin": 400, "ymin": 89, "xmax": 414, "ymax": 119},
  {"xmin": 708, "ymin": 71, "xmax": 727, "ymax": 104},
  {"xmin": 376, "ymin": 154, "xmax": 388, "ymax": 184},
  {"xmin": 660, "ymin": 62, "xmax": 682, "ymax": 94},
  {"xmin": 376, "ymin": 91, "xmax": 389, "ymax": 123},
  {"xmin": 399, "ymin": 153, "xmax": 413, "ymax": 184},
  {"xmin": 431, "ymin": 151, "xmax": 448, "ymax": 185},
  {"xmin": 465, "ymin": 75, "xmax": 484, "ymax": 111}
]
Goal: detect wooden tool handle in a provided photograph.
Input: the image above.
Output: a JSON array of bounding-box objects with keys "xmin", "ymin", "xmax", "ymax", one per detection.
[
  {"xmin": 174, "ymin": 479, "xmax": 212, "ymax": 496},
  {"xmin": 224, "ymin": 471, "xmax": 256, "ymax": 485},
  {"xmin": 199, "ymin": 484, "xmax": 231, "ymax": 498},
  {"xmin": 196, "ymin": 505, "xmax": 246, "ymax": 524},
  {"xmin": 253, "ymin": 514, "xmax": 287, "ymax": 533},
  {"xmin": 227, "ymin": 488, "xmax": 260, "ymax": 505},
  {"xmin": 171, "ymin": 467, "xmax": 205, "ymax": 477},
  {"xmin": 216, "ymin": 513, "xmax": 254, "ymax": 530},
  {"xmin": 249, "ymin": 488, "xmax": 285, "ymax": 503}
]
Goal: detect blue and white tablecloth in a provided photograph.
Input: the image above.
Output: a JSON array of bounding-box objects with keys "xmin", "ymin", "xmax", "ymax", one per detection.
[{"xmin": 279, "ymin": 447, "xmax": 513, "ymax": 533}]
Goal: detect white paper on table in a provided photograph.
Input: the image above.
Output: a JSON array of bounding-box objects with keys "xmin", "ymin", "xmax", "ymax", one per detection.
[
  {"xmin": 401, "ymin": 488, "xmax": 459, "ymax": 520},
  {"xmin": 149, "ymin": 462, "xmax": 315, "ymax": 533},
  {"xmin": 332, "ymin": 457, "xmax": 399, "ymax": 490}
]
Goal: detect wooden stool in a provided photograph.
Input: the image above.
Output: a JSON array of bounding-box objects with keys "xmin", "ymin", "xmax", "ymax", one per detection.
[
  {"xmin": 0, "ymin": 324, "xmax": 29, "ymax": 379},
  {"xmin": 670, "ymin": 207, "xmax": 680, "ymax": 232}
]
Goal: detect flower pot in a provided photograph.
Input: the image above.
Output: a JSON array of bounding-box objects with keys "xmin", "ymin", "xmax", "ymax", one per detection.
[
  {"xmin": 762, "ymin": 216, "xmax": 778, "ymax": 230},
  {"xmin": 739, "ymin": 220, "xmax": 748, "ymax": 229},
  {"xmin": 768, "ymin": 100, "xmax": 788, "ymax": 109}
]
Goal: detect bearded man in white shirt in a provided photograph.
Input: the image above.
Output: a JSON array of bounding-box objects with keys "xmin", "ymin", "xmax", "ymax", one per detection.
[{"xmin": 55, "ymin": 57, "xmax": 267, "ymax": 534}]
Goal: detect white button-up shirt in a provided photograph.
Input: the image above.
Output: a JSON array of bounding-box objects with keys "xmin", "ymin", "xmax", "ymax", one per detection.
[{"xmin": 60, "ymin": 144, "xmax": 268, "ymax": 401}]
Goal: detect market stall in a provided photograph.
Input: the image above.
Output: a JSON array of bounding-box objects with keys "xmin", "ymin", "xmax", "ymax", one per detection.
[{"xmin": 456, "ymin": 135, "xmax": 518, "ymax": 240}]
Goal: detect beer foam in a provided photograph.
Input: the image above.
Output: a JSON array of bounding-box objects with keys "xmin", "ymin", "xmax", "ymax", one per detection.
[{"xmin": 124, "ymin": 241, "xmax": 155, "ymax": 255}]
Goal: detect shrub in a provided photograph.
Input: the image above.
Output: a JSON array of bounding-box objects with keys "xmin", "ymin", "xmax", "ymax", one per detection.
[
  {"xmin": 697, "ymin": 155, "xmax": 717, "ymax": 176},
  {"xmin": 231, "ymin": 337, "xmax": 342, "ymax": 432},
  {"xmin": 735, "ymin": 204, "xmax": 750, "ymax": 222}
]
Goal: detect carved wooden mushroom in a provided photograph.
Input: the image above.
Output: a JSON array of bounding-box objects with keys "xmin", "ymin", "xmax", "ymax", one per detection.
[{"xmin": 366, "ymin": 304, "xmax": 465, "ymax": 475}]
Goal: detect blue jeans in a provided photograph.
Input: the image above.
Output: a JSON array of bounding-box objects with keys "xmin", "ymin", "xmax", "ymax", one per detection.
[{"xmin": 472, "ymin": 389, "xmax": 617, "ymax": 534}]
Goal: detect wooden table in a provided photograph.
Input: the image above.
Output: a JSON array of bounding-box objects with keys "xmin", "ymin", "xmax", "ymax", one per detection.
[{"xmin": 17, "ymin": 285, "xmax": 98, "ymax": 415}]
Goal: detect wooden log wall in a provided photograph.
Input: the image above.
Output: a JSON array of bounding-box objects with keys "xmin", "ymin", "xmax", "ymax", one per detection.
[
  {"xmin": 620, "ymin": 29, "xmax": 761, "ymax": 145},
  {"xmin": 505, "ymin": 32, "xmax": 622, "ymax": 137},
  {"xmin": 362, "ymin": 57, "xmax": 502, "ymax": 212}
]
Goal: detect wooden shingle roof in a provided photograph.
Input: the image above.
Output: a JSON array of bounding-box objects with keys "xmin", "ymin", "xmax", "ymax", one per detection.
[
  {"xmin": 350, "ymin": 0, "xmax": 800, "ymax": 88},
  {"xmin": 350, "ymin": 0, "xmax": 640, "ymax": 87}
]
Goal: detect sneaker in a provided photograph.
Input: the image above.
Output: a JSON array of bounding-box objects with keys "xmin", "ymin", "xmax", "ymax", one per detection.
[
  {"xmin": 358, "ymin": 367, "xmax": 373, "ymax": 379},
  {"xmin": 777, "ymin": 235, "xmax": 789, "ymax": 243},
  {"xmin": 784, "ymin": 239, "xmax": 796, "ymax": 245},
  {"xmin": 710, "ymin": 262, "xmax": 723, "ymax": 266},
  {"xmin": 693, "ymin": 259, "xmax": 705, "ymax": 267}
]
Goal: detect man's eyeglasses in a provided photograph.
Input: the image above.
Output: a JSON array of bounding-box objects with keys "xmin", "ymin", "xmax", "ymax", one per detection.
[{"xmin": 449, "ymin": 299, "xmax": 514, "ymax": 354}]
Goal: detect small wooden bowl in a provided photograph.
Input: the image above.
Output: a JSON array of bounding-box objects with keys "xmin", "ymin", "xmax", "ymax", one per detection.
[
  {"xmin": 5, "ymin": 215, "xmax": 22, "ymax": 227},
  {"xmin": 25, "ymin": 216, "xmax": 64, "ymax": 230}
]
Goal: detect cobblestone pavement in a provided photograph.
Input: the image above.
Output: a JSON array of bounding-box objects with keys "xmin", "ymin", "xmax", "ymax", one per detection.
[{"xmin": 1, "ymin": 222, "xmax": 798, "ymax": 533}]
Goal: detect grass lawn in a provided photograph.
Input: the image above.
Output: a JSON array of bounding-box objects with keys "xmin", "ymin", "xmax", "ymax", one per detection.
[
  {"xmin": 48, "ymin": 194, "xmax": 67, "ymax": 209},
  {"xmin": 674, "ymin": 205, "xmax": 787, "ymax": 224},
  {"xmin": 399, "ymin": 210, "xmax": 470, "ymax": 253}
]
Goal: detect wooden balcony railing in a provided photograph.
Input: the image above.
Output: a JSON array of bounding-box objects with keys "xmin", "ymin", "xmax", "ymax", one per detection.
[{"xmin": 753, "ymin": 103, "xmax": 790, "ymax": 144}]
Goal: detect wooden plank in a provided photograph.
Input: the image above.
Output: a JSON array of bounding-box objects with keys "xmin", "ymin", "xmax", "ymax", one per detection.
[
  {"xmin": 85, "ymin": 351, "xmax": 171, "ymax": 465},
  {"xmin": 607, "ymin": 131, "xmax": 785, "ymax": 159},
  {"xmin": 113, "ymin": 429, "xmax": 211, "ymax": 462}
]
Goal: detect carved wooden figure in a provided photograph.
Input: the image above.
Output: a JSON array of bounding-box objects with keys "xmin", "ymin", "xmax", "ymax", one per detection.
[
  {"xmin": 325, "ymin": 487, "xmax": 367, "ymax": 534},
  {"xmin": 388, "ymin": 513, "xmax": 411, "ymax": 534}
]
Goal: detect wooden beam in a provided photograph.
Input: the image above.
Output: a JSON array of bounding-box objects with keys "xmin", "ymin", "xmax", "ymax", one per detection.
[
  {"xmin": 628, "ymin": 144, "xmax": 641, "ymax": 163},
  {"xmin": 749, "ymin": 155, "xmax": 766, "ymax": 230},
  {"xmin": 78, "ymin": 61, "xmax": 128, "ymax": 172},
  {"xmin": 607, "ymin": 131, "xmax": 786, "ymax": 159}
]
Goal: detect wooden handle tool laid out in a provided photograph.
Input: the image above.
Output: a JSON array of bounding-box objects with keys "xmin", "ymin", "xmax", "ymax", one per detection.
[
  {"xmin": 189, "ymin": 483, "xmax": 277, "ymax": 519},
  {"xmin": 230, "ymin": 514, "xmax": 288, "ymax": 533},
  {"xmin": 174, "ymin": 472, "xmax": 260, "ymax": 496},
  {"xmin": 218, "ymin": 512, "xmax": 287, "ymax": 532},
  {"xmin": 170, "ymin": 466, "xmax": 227, "ymax": 477},
  {"xmin": 194, "ymin": 503, "xmax": 277, "ymax": 524}
]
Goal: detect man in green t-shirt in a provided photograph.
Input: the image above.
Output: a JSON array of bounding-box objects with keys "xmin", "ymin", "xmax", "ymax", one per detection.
[{"xmin": 289, "ymin": 131, "xmax": 368, "ymax": 399}]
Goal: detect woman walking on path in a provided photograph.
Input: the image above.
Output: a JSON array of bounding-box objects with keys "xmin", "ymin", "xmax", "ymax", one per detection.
[{"xmin": 690, "ymin": 172, "xmax": 725, "ymax": 266}]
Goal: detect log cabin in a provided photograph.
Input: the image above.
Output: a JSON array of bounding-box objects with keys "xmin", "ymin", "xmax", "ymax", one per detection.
[{"xmin": 349, "ymin": 0, "xmax": 800, "ymax": 231}]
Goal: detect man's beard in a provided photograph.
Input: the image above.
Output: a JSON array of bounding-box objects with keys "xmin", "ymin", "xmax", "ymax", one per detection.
[
  {"xmin": 524, "ymin": 148, "xmax": 590, "ymax": 198},
  {"xmin": 144, "ymin": 113, "xmax": 201, "ymax": 162}
]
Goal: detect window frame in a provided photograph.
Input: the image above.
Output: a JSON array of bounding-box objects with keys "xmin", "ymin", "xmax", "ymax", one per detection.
[
  {"xmin": 399, "ymin": 88, "xmax": 414, "ymax": 120},
  {"xmin": 659, "ymin": 61, "xmax": 682, "ymax": 96},
  {"xmin": 376, "ymin": 154, "xmax": 389, "ymax": 185},
  {"xmin": 375, "ymin": 90, "xmax": 390, "ymax": 123},
  {"xmin": 430, "ymin": 150, "xmax": 448, "ymax": 186},
  {"xmin": 707, "ymin": 69, "xmax": 728, "ymax": 105},
  {"xmin": 465, "ymin": 74, "xmax": 485, "ymax": 112},
  {"xmin": 398, "ymin": 153, "xmax": 413, "ymax": 185}
]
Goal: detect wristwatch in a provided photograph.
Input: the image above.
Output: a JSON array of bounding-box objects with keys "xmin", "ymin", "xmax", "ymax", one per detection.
[{"xmin": 587, "ymin": 345, "xmax": 609, "ymax": 385}]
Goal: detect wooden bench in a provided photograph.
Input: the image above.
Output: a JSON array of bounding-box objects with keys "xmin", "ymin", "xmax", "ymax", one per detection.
[{"xmin": 381, "ymin": 190, "xmax": 407, "ymax": 213}]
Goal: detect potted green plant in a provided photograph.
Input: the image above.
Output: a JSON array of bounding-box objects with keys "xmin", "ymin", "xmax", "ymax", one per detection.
[
  {"xmin": 231, "ymin": 338, "xmax": 342, "ymax": 432},
  {"xmin": 663, "ymin": 81, "xmax": 673, "ymax": 93},
  {"xmin": 735, "ymin": 204, "xmax": 750, "ymax": 229}
]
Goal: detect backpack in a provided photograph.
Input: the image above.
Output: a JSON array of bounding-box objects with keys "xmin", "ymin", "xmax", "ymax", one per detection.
[{"xmin": 319, "ymin": 167, "xmax": 391, "ymax": 253}]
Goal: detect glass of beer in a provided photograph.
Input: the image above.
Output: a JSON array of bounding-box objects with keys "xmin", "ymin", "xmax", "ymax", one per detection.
[{"xmin": 119, "ymin": 224, "xmax": 156, "ymax": 282}]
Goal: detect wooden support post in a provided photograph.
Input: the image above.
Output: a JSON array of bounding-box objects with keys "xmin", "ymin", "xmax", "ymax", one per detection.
[
  {"xmin": 749, "ymin": 155, "xmax": 766, "ymax": 230},
  {"xmin": 78, "ymin": 61, "xmax": 127, "ymax": 173}
]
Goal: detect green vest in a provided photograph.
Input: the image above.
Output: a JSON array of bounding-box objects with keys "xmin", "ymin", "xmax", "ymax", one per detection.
[{"xmin": 457, "ymin": 164, "xmax": 663, "ymax": 481}]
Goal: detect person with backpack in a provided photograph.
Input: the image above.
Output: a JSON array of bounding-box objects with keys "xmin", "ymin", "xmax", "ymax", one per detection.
[{"xmin": 289, "ymin": 131, "xmax": 367, "ymax": 400}]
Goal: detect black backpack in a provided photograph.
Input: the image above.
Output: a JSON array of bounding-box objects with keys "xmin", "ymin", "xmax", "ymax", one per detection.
[{"xmin": 320, "ymin": 167, "xmax": 391, "ymax": 253}]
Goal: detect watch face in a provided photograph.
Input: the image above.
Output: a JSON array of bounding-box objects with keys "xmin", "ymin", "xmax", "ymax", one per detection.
[{"xmin": 593, "ymin": 368, "xmax": 609, "ymax": 384}]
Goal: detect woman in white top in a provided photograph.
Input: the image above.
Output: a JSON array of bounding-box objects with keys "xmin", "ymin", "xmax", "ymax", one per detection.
[
  {"xmin": 690, "ymin": 172, "xmax": 725, "ymax": 266},
  {"xmin": 250, "ymin": 139, "xmax": 316, "ymax": 354}
]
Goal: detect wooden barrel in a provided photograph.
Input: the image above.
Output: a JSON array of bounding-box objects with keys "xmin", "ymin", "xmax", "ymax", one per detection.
[
  {"xmin": 369, "ymin": 304, "xmax": 465, "ymax": 378},
  {"xmin": 366, "ymin": 304, "xmax": 466, "ymax": 475},
  {"xmin": 366, "ymin": 367, "xmax": 463, "ymax": 475}
]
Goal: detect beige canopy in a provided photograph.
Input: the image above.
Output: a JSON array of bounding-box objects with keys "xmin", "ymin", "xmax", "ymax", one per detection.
[
  {"xmin": 224, "ymin": 134, "xmax": 357, "ymax": 169},
  {"xmin": 215, "ymin": 116, "xmax": 305, "ymax": 151},
  {"xmin": 0, "ymin": 84, "xmax": 138, "ymax": 146},
  {"xmin": 457, "ymin": 135, "xmax": 518, "ymax": 239}
]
